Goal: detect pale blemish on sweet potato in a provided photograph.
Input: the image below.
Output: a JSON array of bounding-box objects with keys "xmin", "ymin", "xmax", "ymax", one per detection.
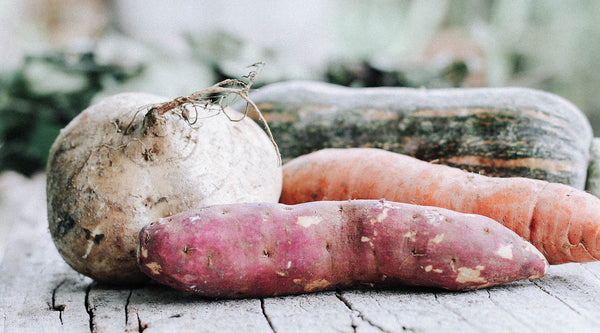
[
  {"xmin": 424, "ymin": 265, "xmax": 444, "ymax": 273},
  {"xmin": 376, "ymin": 208, "xmax": 389, "ymax": 223},
  {"xmin": 430, "ymin": 233, "xmax": 445, "ymax": 244},
  {"xmin": 304, "ymin": 279, "xmax": 331, "ymax": 292},
  {"xmin": 496, "ymin": 244, "xmax": 514, "ymax": 259},
  {"xmin": 296, "ymin": 215, "xmax": 323, "ymax": 228},
  {"xmin": 456, "ymin": 266, "xmax": 487, "ymax": 284},
  {"xmin": 139, "ymin": 247, "xmax": 148, "ymax": 259},
  {"xmin": 145, "ymin": 262, "xmax": 162, "ymax": 276},
  {"xmin": 404, "ymin": 230, "xmax": 417, "ymax": 241}
]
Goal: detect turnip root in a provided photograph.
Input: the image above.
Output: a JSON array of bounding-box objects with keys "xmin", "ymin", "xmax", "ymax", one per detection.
[
  {"xmin": 47, "ymin": 76, "xmax": 282, "ymax": 284},
  {"xmin": 137, "ymin": 200, "xmax": 548, "ymax": 298}
]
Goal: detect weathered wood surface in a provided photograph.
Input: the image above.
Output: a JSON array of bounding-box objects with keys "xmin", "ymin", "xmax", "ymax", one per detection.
[{"xmin": 1, "ymin": 171, "xmax": 600, "ymax": 333}]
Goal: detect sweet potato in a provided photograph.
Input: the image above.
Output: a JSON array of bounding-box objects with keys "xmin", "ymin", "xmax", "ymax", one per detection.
[
  {"xmin": 280, "ymin": 148, "xmax": 600, "ymax": 265},
  {"xmin": 137, "ymin": 200, "xmax": 548, "ymax": 298}
]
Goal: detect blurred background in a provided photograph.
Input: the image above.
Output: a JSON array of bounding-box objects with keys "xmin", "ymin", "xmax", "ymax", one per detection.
[{"xmin": 1, "ymin": 0, "xmax": 600, "ymax": 176}]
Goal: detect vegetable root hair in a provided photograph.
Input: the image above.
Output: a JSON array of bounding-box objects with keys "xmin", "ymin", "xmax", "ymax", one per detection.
[{"xmin": 125, "ymin": 62, "xmax": 281, "ymax": 164}]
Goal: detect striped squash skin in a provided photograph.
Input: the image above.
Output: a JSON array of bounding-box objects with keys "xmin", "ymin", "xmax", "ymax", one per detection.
[{"xmin": 239, "ymin": 81, "xmax": 593, "ymax": 189}]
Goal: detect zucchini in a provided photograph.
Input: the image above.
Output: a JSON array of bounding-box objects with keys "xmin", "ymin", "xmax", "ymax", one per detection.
[{"xmin": 238, "ymin": 81, "xmax": 593, "ymax": 190}]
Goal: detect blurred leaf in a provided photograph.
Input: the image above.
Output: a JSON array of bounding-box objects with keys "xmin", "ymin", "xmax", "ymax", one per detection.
[{"xmin": 0, "ymin": 50, "xmax": 143, "ymax": 175}]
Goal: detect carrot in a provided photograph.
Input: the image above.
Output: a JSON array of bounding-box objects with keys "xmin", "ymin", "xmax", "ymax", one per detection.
[{"xmin": 280, "ymin": 148, "xmax": 600, "ymax": 264}]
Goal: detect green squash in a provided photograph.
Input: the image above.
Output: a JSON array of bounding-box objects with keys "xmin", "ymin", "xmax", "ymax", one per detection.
[{"xmin": 238, "ymin": 81, "xmax": 593, "ymax": 190}]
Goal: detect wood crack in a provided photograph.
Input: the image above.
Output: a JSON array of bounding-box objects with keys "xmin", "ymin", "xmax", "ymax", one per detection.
[
  {"xmin": 260, "ymin": 298, "xmax": 276, "ymax": 333},
  {"xmin": 137, "ymin": 313, "xmax": 148, "ymax": 332},
  {"xmin": 84, "ymin": 283, "xmax": 96, "ymax": 333},
  {"xmin": 485, "ymin": 289, "xmax": 535, "ymax": 331},
  {"xmin": 125, "ymin": 289, "xmax": 133, "ymax": 325},
  {"xmin": 48, "ymin": 280, "xmax": 66, "ymax": 325},
  {"xmin": 433, "ymin": 292, "xmax": 479, "ymax": 331},
  {"xmin": 532, "ymin": 280, "xmax": 582, "ymax": 315},
  {"xmin": 582, "ymin": 264, "xmax": 600, "ymax": 282},
  {"xmin": 335, "ymin": 291, "xmax": 391, "ymax": 333}
]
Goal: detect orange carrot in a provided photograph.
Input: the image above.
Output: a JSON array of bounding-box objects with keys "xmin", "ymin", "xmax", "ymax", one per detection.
[{"xmin": 280, "ymin": 148, "xmax": 600, "ymax": 264}]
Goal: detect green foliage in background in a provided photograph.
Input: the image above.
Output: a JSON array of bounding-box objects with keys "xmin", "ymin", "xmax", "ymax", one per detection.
[
  {"xmin": 3, "ymin": 0, "xmax": 600, "ymax": 176},
  {"xmin": 0, "ymin": 52, "xmax": 141, "ymax": 176},
  {"xmin": 0, "ymin": 43, "xmax": 469, "ymax": 176}
]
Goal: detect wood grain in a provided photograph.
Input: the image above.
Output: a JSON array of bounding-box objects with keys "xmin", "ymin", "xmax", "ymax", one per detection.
[{"xmin": 1, "ymin": 172, "xmax": 599, "ymax": 332}]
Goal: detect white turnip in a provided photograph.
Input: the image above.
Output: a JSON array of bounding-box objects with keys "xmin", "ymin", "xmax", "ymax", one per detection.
[{"xmin": 47, "ymin": 73, "xmax": 282, "ymax": 284}]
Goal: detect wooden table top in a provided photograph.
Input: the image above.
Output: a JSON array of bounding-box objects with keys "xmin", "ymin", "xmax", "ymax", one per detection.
[{"xmin": 2, "ymin": 171, "xmax": 599, "ymax": 333}]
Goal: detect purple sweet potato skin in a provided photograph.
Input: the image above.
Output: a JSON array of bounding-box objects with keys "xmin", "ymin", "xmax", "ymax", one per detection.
[{"xmin": 137, "ymin": 200, "xmax": 548, "ymax": 298}]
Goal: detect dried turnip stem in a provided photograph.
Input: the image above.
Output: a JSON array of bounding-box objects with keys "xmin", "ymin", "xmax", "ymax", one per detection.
[{"xmin": 127, "ymin": 62, "xmax": 281, "ymax": 164}]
